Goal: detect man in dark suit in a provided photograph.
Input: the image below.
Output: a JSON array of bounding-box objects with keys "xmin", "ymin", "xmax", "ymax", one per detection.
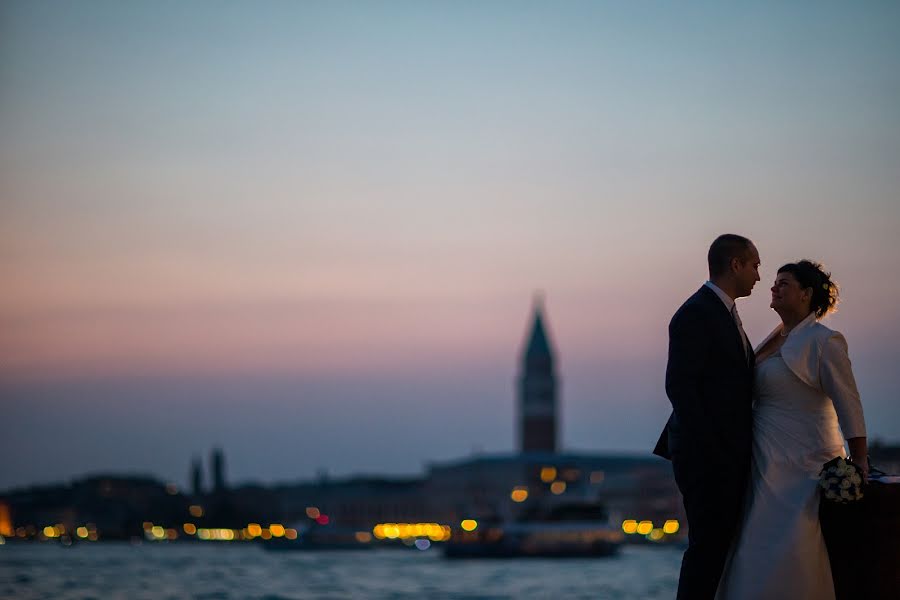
[{"xmin": 654, "ymin": 234, "xmax": 760, "ymax": 600}]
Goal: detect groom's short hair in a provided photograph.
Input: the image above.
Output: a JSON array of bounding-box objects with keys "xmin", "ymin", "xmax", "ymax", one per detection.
[{"xmin": 708, "ymin": 234, "xmax": 753, "ymax": 278}]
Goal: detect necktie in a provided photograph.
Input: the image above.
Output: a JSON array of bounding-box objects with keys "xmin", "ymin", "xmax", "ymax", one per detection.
[{"xmin": 731, "ymin": 304, "xmax": 750, "ymax": 360}]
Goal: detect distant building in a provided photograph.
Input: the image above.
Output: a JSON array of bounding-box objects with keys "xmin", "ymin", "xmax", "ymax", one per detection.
[
  {"xmin": 190, "ymin": 457, "xmax": 204, "ymax": 497},
  {"xmin": 211, "ymin": 448, "xmax": 226, "ymax": 493},
  {"xmin": 518, "ymin": 295, "xmax": 558, "ymax": 453}
]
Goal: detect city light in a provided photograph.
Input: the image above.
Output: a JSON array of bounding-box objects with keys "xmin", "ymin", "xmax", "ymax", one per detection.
[
  {"xmin": 189, "ymin": 505, "xmax": 204, "ymax": 518},
  {"xmin": 510, "ymin": 487, "xmax": 529, "ymax": 502},
  {"xmin": 648, "ymin": 528, "xmax": 664, "ymax": 541},
  {"xmin": 590, "ymin": 471, "xmax": 605, "ymax": 484},
  {"xmin": 663, "ymin": 520, "xmax": 680, "ymax": 534},
  {"xmin": 355, "ymin": 531, "xmax": 372, "ymax": 543},
  {"xmin": 550, "ymin": 481, "xmax": 566, "ymax": 495},
  {"xmin": 460, "ymin": 519, "xmax": 478, "ymax": 532},
  {"xmin": 315, "ymin": 514, "xmax": 329, "ymax": 525},
  {"xmin": 269, "ymin": 524, "xmax": 285, "ymax": 537},
  {"xmin": 183, "ymin": 523, "xmax": 197, "ymax": 535},
  {"xmin": 637, "ymin": 521, "xmax": 653, "ymax": 535},
  {"xmin": 285, "ymin": 529, "xmax": 298, "ymax": 540},
  {"xmin": 540, "ymin": 466, "xmax": 557, "ymax": 482},
  {"xmin": 621, "ymin": 520, "xmax": 638, "ymax": 534},
  {"xmin": 305, "ymin": 506, "xmax": 320, "ymax": 519},
  {"xmin": 415, "ymin": 539, "xmax": 431, "ymax": 550},
  {"xmin": 247, "ymin": 523, "xmax": 262, "ymax": 537},
  {"xmin": 76, "ymin": 527, "xmax": 89, "ymax": 538},
  {"xmin": 43, "ymin": 526, "xmax": 58, "ymax": 538},
  {"xmin": 373, "ymin": 523, "xmax": 451, "ymax": 541}
]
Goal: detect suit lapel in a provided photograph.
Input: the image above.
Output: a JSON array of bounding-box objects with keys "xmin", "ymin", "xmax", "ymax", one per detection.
[{"xmin": 698, "ymin": 286, "xmax": 752, "ymax": 369}]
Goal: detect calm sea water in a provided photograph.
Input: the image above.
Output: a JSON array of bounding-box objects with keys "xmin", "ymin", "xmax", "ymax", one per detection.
[{"xmin": 1, "ymin": 543, "xmax": 681, "ymax": 600}]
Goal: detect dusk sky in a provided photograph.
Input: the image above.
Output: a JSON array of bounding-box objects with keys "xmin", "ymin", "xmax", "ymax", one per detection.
[{"xmin": 2, "ymin": 1, "xmax": 899, "ymax": 491}]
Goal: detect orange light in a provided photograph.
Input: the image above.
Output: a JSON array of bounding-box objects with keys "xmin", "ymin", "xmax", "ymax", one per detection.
[
  {"xmin": 76, "ymin": 527, "xmax": 89, "ymax": 538},
  {"xmin": 460, "ymin": 519, "xmax": 477, "ymax": 532},
  {"xmin": 510, "ymin": 488, "xmax": 529, "ymax": 503},
  {"xmin": 550, "ymin": 481, "xmax": 566, "ymax": 495},
  {"xmin": 355, "ymin": 531, "xmax": 372, "ymax": 543},
  {"xmin": 284, "ymin": 529, "xmax": 298, "ymax": 540},
  {"xmin": 183, "ymin": 523, "xmax": 197, "ymax": 535},
  {"xmin": 247, "ymin": 523, "xmax": 262, "ymax": 537},
  {"xmin": 637, "ymin": 521, "xmax": 653, "ymax": 535},
  {"xmin": 305, "ymin": 507, "xmax": 320, "ymax": 519},
  {"xmin": 663, "ymin": 520, "xmax": 680, "ymax": 534},
  {"xmin": 540, "ymin": 467, "xmax": 557, "ymax": 482},
  {"xmin": 189, "ymin": 505, "xmax": 203, "ymax": 518},
  {"xmin": 270, "ymin": 524, "xmax": 285, "ymax": 538},
  {"xmin": 622, "ymin": 520, "xmax": 638, "ymax": 534}
]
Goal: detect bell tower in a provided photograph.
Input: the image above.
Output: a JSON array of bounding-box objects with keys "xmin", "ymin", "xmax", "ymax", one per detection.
[{"xmin": 518, "ymin": 294, "xmax": 558, "ymax": 453}]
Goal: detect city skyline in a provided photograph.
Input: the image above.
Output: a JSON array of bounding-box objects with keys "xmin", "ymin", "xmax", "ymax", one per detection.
[{"xmin": 3, "ymin": 1, "xmax": 900, "ymax": 490}]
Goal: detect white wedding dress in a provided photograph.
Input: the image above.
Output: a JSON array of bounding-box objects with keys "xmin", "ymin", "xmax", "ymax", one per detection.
[{"xmin": 716, "ymin": 350, "xmax": 847, "ymax": 600}]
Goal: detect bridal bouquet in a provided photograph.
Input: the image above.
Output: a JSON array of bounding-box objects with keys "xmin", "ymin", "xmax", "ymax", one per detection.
[{"xmin": 819, "ymin": 457, "xmax": 864, "ymax": 504}]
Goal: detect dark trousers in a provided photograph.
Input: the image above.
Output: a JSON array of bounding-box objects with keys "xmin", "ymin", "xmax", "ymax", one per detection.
[{"xmin": 672, "ymin": 452, "xmax": 748, "ymax": 600}]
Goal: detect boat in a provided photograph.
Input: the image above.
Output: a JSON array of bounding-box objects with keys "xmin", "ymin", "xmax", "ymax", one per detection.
[{"xmin": 443, "ymin": 501, "xmax": 624, "ymax": 558}]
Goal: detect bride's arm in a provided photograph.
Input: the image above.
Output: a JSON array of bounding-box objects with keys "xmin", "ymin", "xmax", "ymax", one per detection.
[{"xmin": 820, "ymin": 332, "xmax": 868, "ymax": 478}]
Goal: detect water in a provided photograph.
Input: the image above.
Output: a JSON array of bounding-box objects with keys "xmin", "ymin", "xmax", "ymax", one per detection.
[{"xmin": 1, "ymin": 543, "xmax": 681, "ymax": 599}]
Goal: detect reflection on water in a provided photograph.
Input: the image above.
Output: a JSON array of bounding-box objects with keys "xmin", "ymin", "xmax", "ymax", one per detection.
[{"xmin": 1, "ymin": 543, "xmax": 680, "ymax": 599}]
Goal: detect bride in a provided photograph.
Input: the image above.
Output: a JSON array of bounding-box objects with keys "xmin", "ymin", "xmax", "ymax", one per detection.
[{"xmin": 716, "ymin": 260, "xmax": 868, "ymax": 600}]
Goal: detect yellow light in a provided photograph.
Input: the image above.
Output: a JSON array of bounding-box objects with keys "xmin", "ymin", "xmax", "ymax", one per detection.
[
  {"xmin": 648, "ymin": 528, "xmax": 664, "ymax": 541},
  {"xmin": 355, "ymin": 531, "xmax": 372, "ymax": 543},
  {"xmin": 460, "ymin": 519, "xmax": 478, "ymax": 532},
  {"xmin": 540, "ymin": 466, "xmax": 557, "ymax": 482},
  {"xmin": 510, "ymin": 487, "xmax": 529, "ymax": 503},
  {"xmin": 622, "ymin": 520, "xmax": 638, "ymax": 534},
  {"xmin": 151, "ymin": 526, "xmax": 165, "ymax": 539},
  {"xmin": 220, "ymin": 529, "xmax": 235, "ymax": 541},
  {"xmin": 270, "ymin": 524, "xmax": 285, "ymax": 538},
  {"xmin": 306, "ymin": 506, "xmax": 320, "ymax": 519},
  {"xmin": 637, "ymin": 521, "xmax": 653, "ymax": 535},
  {"xmin": 76, "ymin": 527, "xmax": 89, "ymax": 538},
  {"xmin": 189, "ymin": 505, "xmax": 203, "ymax": 518},
  {"xmin": 373, "ymin": 524, "xmax": 386, "ymax": 539},
  {"xmin": 247, "ymin": 523, "xmax": 262, "ymax": 537},
  {"xmin": 197, "ymin": 528, "xmax": 211, "ymax": 540},
  {"xmin": 43, "ymin": 526, "xmax": 57, "ymax": 538},
  {"xmin": 285, "ymin": 529, "xmax": 298, "ymax": 540},
  {"xmin": 663, "ymin": 520, "xmax": 680, "ymax": 534},
  {"xmin": 550, "ymin": 481, "xmax": 566, "ymax": 495},
  {"xmin": 183, "ymin": 523, "xmax": 197, "ymax": 535}
]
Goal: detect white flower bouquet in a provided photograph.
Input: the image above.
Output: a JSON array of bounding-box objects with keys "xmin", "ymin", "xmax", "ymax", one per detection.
[{"xmin": 819, "ymin": 456, "xmax": 864, "ymax": 504}]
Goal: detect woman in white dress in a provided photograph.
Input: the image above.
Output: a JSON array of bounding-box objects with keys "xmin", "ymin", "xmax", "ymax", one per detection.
[{"xmin": 716, "ymin": 260, "xmax": 868, "ymax": 600}]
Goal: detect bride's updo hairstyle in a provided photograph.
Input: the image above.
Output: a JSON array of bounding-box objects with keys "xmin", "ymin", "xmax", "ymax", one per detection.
[{"xmin": 777, "ymin": 259, "xmax": 839, "ymax": 318}]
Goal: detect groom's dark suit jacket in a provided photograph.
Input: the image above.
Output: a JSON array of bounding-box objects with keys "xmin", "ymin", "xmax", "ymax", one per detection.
[{"xmin": 654, "ymin": 285, "xmax": 755, "ymax": 466}]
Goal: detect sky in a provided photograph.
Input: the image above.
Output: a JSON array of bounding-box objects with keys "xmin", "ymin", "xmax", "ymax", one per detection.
[{"xmin": 2, "ymin": 1, "xmax": 899, "ymax": 491}]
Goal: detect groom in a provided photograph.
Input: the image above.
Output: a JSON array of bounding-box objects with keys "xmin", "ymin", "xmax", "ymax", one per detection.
[{"xmin": 653, "ymin": 234, "xmax": 760, "ymax": 600}]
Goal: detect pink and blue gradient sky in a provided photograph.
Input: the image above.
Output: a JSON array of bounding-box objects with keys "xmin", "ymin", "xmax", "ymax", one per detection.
[{"xmin": 2, "ymin": 1, "xmax": 899, "ymax": 490}]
